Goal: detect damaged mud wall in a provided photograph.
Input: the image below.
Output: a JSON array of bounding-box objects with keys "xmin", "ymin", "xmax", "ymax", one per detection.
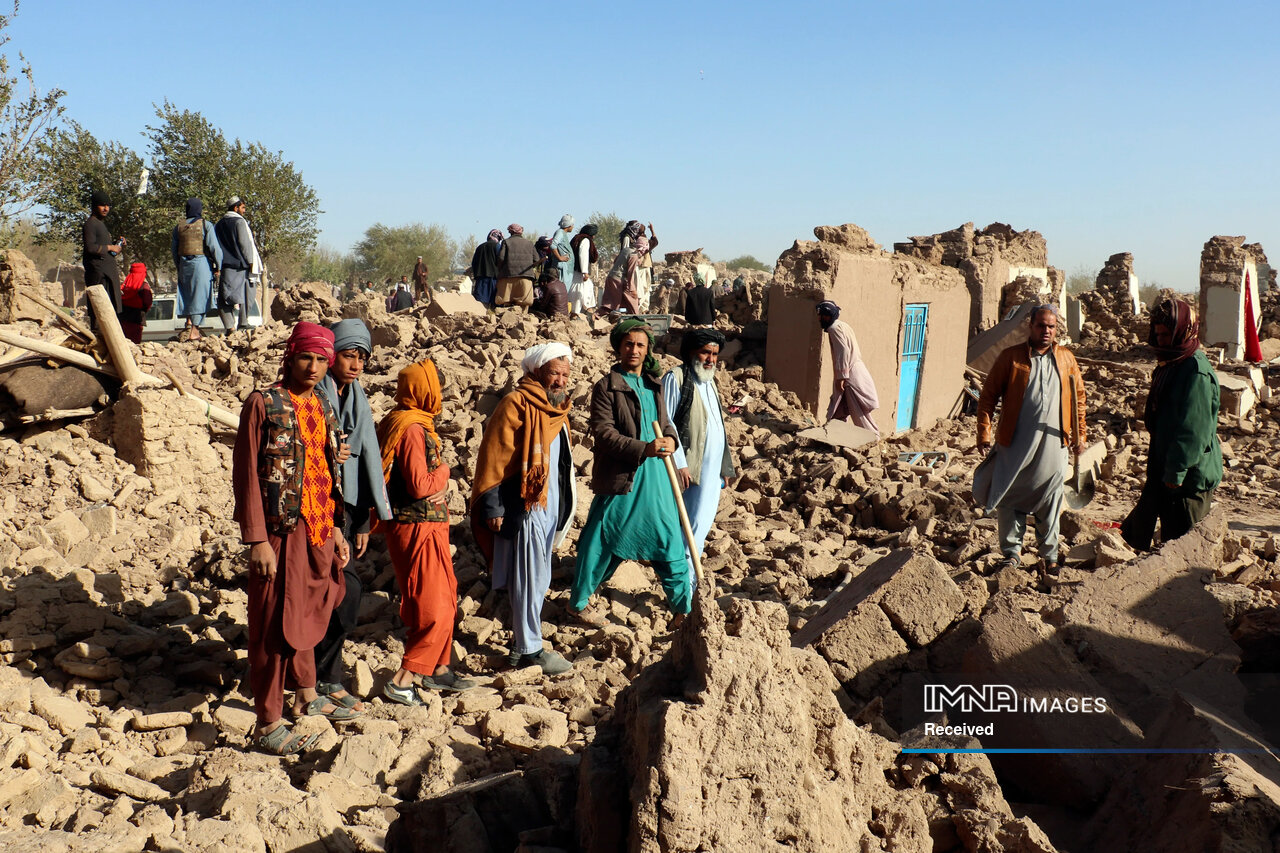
[
  {"xmin": 766, "ymin": 224, "xmax": 968, "ymax": 431},
  {"xmin": 1200, "ymin": 236, "xmax": 1264, "ymax": 360},
  {"xmin": 894, "ymin": 223, "xmax": 1052, "ymax": 336}
]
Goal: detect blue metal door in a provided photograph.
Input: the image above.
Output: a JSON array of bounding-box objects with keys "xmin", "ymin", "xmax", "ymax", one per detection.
[{"xmin": 896, "ymin": 304, "xmax": 929, "ymax": 431}]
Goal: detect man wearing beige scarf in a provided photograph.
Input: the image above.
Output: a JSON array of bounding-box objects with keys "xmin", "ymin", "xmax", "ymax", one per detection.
[{"xmin": 471, "ymin": 342, "xmax": 577, "ymax": 675}]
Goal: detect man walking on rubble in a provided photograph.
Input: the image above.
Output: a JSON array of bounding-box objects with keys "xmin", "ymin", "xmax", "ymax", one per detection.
[
  {"xmin": 232, "ymin": 321, "xmax": 361, "ymax": 756},
  {"xmin": 471, "ymin": 342, "xmax": 577, "ymax": 675},
  {"xmin": 973, "ymin": 305, "xmax": 1086, "ymax": 576},
  {"xmin": 663, "ymin": 328, "xmax": 736, "ymax": 570},
  {"xmin": 313, "ymin": 319, "xmax": 392, "ymax": 712},
  {"xmin": 817, "ymin": 300, "xmax": 880, "ymax": 435},
  {"xmin": 496, "ymin": 224, "xmax": 539, "ymax": 311}
]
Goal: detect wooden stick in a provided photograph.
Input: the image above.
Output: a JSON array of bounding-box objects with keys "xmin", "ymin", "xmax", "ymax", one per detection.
[
  {"xmin": 163, "ymin": 368, "xmax": 189, "ymax": 397},
  {"xmin": 652, "ymin": 419, "xmax": 704, "ymax": 584},
  {"xmin": 19, "ymin": 407, "xmax": 97, "ymax": 424},
  {"xmin": 17, "ymin": 288, "xmax": 98, "ymax": 346},
  {"xmin": 0, "ymin": 329, "xmax": 240, "ymax": 430},
  {"xmin": 85, "ymin": 285, "xmax": 144, "ymax": 385}
]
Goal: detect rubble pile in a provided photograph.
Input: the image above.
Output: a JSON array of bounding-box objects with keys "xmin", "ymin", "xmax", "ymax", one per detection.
[
  {"xmin": 1, "ymin": 265, "xmax": 1279, "ymax": 851},
  {"xmin": 1077, "ymin": 252, "xmax": 1143, "ymax": 348}
]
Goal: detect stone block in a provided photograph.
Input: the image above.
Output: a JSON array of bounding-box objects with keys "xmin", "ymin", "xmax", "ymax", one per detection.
[
  {"xmin": 483, "ymin": 705, "xmax": 569, "ymax": 752},
  {"xmin": 31, "ymin": 692, "xmax": 93, "ymax": 735},
  {"xmin": 328, "ymin": 731, "xmax": 395, "ymax": 788},
  {"xmin": 44, "ymin": 510, "xmax": 90, "ymax": 556},
  {"xmin": 91, "ymin": 767, "xmax": 168, "ymax": 802}
]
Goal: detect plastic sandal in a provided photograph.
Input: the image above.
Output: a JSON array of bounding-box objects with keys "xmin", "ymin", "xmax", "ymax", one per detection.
[
  {"xmin": 300, "ymin": 695, "xmax": 363, "ymax": 721},
  {"xmin": 382, "ymin": 681, "xmax": 423, "ymax": 706},
  {"xmin": 316, "ymin": 682, "xmax": 362, "ymax": 710},
  {"xmin": 255, "ymin": 722, "xmax": 317, "ymax": 756},
  {"xmin": 417, "ymin": 671, "xmax": 478, "ymax": 692}
]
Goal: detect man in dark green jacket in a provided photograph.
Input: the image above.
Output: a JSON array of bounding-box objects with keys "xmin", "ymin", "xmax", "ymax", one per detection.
[{"xmin": 1121, "ymin": 298, "xmax": 1223, "ymax": 551}]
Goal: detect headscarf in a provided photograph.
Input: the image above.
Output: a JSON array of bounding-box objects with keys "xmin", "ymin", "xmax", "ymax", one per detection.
[
  {"xmin": 610, "ymin": 317, "xmax": 661, "ymax": 377},
  {"xmin": 816, "ymin": 300, "xmax": 841, "ymax": 320},
  {"xmin": 581, "ymin": 224, "xmax": 599, "ymax": 237},
  {"xmin": 1146, "ymin": 297, "xmax": 1202, "ymax": 423},
  {"xmin": 634, "ymin": 236, "xmax": 650, "ymax": 255},
  {"xmin": 90, "ymin": 189, "xmax": 111, "ymax": 207},
  {"xmin": 377, "ymin": 359, "xmax": 443, "ymax": 482},
  {"xmin": 283, "ymin": 321, "xmax": 335, "ymax": 371},
  {"xmin": 508, "ymin": 223, "xmax": 524, "ymax": 236},
  {"xmin": 558, "ymin": 214, "xmax": 574, "ymax": 229},
  {"xmin": 1149, "ymin": 297, "xmax": 1200, "ymax": 365},
  {"xmin": 681, "ymin": 328, "xmax": 725, "ymax": 362},
  {"xmin": 694, "ymin": 272, "xmax": 706, "ymax": 287},
  {"xmin": 487, "ymin": 228, "xmax": 504, "ymax": 242},
  {"xmin": 330, "ymin": 318, "xmax": 371, "ymax": 356},
  {"xmin": 624, "ymin": 220, "xmax": 643, "ymax": 240},
  {"xmin": 318, "ymin": 319, "xmax": 391, "ymax": 521},
  {"xmin": 521, "ymin": 342, "xmax": 573, "ymax": 375},
  {"xmin": 184, "ymin": 198, "xmax": 202, "ymax": 219}
]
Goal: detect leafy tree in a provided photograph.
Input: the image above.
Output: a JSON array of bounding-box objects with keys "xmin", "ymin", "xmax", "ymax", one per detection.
[
  {"xmin": 585, "ymin": 210, "xmax": 626, "ymax": 271},
  {"xmin": 1066, "ymin": 264, "xmax": 1097, "ymax": 296},
  {"xmin": 0, "ymin": 1, "xmax": 65, "ymax": 229},
  {"xmin": 352, "ymin": 222, "xmax": 456, "ymax": 286},
  {"xmin": 456, "ymin": 233, "xmax": 478, "ymax": 270},
  {"xmin": 35, "ymin": 121, "xmax": 152, "ymax": 269},
  {"xmin": 300, "ymin": 244, "xmax": 355, "ymax": 285},
  {"xmin": 725, "ymin": 254, "xmax": 772, "ymax": 272}
]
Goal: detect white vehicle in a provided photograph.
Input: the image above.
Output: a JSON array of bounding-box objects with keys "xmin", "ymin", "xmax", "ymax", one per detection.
[{"xmin": 141, "ymin": 295, "xmax": 262, "ymax": 342}]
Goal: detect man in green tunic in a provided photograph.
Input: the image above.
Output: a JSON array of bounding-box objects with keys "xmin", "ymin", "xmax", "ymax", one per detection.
[{"xmin": 570, "ymin": 318, "xmax": 692, "ymax": 624}]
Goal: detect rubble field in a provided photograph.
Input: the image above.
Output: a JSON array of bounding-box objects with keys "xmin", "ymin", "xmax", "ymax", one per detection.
[{"xmin": 0, "ymin": 257, "xmax": 1279, "ymax": 852}]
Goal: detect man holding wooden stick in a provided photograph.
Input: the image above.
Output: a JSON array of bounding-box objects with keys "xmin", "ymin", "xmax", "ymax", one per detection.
[{"xmin": 569, "ymin": 318, "xmax": 692, "ymax": 627}]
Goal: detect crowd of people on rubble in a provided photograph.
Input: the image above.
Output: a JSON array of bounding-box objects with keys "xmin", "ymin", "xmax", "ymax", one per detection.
[{"xmin": 82, "ymin": 190, "xmax": 1224, "ymax": 758}]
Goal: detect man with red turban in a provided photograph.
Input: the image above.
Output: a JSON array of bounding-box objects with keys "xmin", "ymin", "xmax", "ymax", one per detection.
[{"xmin": 232, "ymin": 321, "xmax": 358, "ymax": 755}]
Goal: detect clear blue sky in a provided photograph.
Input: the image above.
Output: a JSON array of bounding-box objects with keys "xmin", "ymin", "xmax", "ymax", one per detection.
[{"xmin": 11, "ymin": 1, "xmax": 1278, "ymax": 289}]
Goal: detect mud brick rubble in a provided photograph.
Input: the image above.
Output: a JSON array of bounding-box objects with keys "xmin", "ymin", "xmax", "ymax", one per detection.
[{"xmin": 1, "ymin": 248, "xmax": 1280, "ymax": 851}]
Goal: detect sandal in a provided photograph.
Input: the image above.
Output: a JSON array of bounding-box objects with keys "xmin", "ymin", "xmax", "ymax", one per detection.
[
  {"xmin": 417, "ymin": 670, "xmax": 478, "ymax": 692},
  {"xmin": 299, "ymin": 695, "xmax": 363, "ymax": 721},
  {"xmin": 317, "ymin": 682, "xmax": 363, "ymax": 710},
  {"xmin": 255, "ymin": 722, "xmax": 317, "ymax": 756},
  {"xmin": 382, "ymin": 681, "xmax": 424, "ymax": 706}
]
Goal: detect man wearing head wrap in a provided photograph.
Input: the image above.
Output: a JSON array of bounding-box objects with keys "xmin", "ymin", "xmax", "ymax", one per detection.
[
  {"xmin": 548, "ymin": 215, "xmax": 576, "ymax": 294},
  {"xmin": 469, "ymin": 230, "xmax": 504, "ymax": 310},
  {"xmin": 497, "ymin": 223, "xmax": 539, "ymax": 311},
  {"xmin": 413, "ymin": 256, "xmax": 429, "ymax": 302},
  {"xmin": 570, "ymin": 319, "xmax": 692, "ymax": 625},
  {"xmin": 684, "ymin": 274, "xmax": 715, "ymax": 326},
  {"xmin": 378, "ymin": 359, "xmax": 477, "ymax": 704},
  {"xmin": 1120, "ymin": 298, "xmax": 1222, "ymax": 552},
  {"xmin": 816, "ymin": 301, "xmax": 880, "ymax": 434},
  {"xmin": 662, "ymin": 328, "xmax": 736, "ymax": 573},
  {"xmin": 232, "ymin": 322, "xmax": 358, "ymax": 755},
  {"xmin": 82, "ymin": 189, "xmax": 125, "ymax": 325},
  {"xmin": 171, "ymin": 197, "xmax": 223, "ymax": 340},
  {"xmin": 568, "ymin": 224, "xmax": 600, "ymax": 316},
  {"xmin": 973, "ymin": 305, "xmax": 1086, "ymax": 576},
  {"xmin": 215, "ymin": 196, "xmax": 263, "ymax": 333},
  {"xmin": 471, "ymin": 342, "xmax": 577, "ymax": 675},
  {"xmin": 313, "ymin": 320, "xmax": 392, "ymax": 711},
  {"xmin": 634, "ymin": 223, "xmax": 658, "ymax": 310},
  {"xmin": 599, "ymin": 232, "xmax": 652, "ymax": 316}
]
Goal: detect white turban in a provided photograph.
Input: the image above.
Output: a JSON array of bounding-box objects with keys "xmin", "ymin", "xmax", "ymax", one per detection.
[{"xmin": 521, "ymin": 342, "xmax": 573, "ymax": 375}]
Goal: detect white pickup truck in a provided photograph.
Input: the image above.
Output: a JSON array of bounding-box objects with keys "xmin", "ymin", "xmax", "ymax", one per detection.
[{"xmin": 141, "ymin": 295, "xmax": 263, "ymax": 342}]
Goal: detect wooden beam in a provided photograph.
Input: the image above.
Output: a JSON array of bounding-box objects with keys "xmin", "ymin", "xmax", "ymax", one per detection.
[
  {"xmin": 85, "ymin": 285, "xmax": 144, "ymax": 384},
  {"xmin": 17, "ymin": 288, "xmax": 98, "ymax": 347}
]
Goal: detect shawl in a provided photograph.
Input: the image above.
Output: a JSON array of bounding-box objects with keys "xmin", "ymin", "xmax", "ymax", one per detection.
[
  {"xmin": 472, "ymin": 375, "xmax": 571, "ymax": 512},
  {"xmin": 1148, "ymin": 297, "xmax": 1201, "ymax": 418},
  {"xmin": 377, "ymin": 359, "xmax": 443, "ymax": 482}
]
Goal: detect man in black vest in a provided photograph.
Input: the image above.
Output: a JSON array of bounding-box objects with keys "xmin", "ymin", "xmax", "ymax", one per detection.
[{"xmin": 215, "ymin": 196, "xmax": 262, "ymax": 333}]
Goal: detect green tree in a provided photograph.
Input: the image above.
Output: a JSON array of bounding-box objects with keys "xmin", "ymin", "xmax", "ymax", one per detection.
[
  {"xmin": 145, "ymin": 102, "xmax": 320, "ymax": 266},
  {"xmin": 352, "ymin": 222, "xmax": 456, "ymax": 286},
  {"xmin": 585, "ymin": 210, "xmax": 626, "ymax": 271},
  {"xmin": 35, "ymin": 121, "xmax": 152, "ymax": 269},
  {"xmin": 456, "ymin": 233, "xmax": 478, "ymax": 270},
  {"xmin": 725, "ymin": 254, "xmax": 772, "ymax": 272},
  {"xmin": 0, "ymin": 1, "xmax": 65, "ymax": 230},
  {"xmin": 1066, "ymin": 264, "xmax": 1097, "ymax": 296},
  {"xmin": 300, "ymin": 244, "xmax": 355, "ymax": 285}
]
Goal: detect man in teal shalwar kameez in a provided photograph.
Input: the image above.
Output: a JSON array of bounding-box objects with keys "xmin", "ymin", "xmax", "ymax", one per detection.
[{"xmin": 570, "ymin": 318, "xmax": 692, "ymax": 623}]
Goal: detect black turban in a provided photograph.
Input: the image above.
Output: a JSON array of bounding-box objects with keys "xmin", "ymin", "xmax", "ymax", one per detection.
[
  {"xmin": 90, "ymin": 189, "xmax": 111, "ymax": 207},
  {"xmin": 681, "ymin": 328, "xmax": 726, "ymax": 361}
]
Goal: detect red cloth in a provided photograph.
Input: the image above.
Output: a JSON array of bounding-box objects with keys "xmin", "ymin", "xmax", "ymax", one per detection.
[
  {"xmin": 385, "ymin": 425, "xmax": 455, "ymax": 675},
  {"xmin": 120, "ymin": 262, "xmax": 149, "ymax": 309},
  {"xmin": 233, "ymin": 393, "xmax": 345, "ymax": 722},
  {"xmin": 291, "ymin": 391, "xmax": 335, "ymax": 546},
  {"xmin": 284, "ymin": 321, "xmax": 335, "ymax": 366},
  {"xmin": 1244, "ymin": 272, "xmax": 1263, "ymax": 364}
]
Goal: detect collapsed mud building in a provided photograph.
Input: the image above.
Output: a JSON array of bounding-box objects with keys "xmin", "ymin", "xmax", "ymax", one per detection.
[{"xmin": 0, "ymin": 224, "xmax": 1279, "ymax": 853}]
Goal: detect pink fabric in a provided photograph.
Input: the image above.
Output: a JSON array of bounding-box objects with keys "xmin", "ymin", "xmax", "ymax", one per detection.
[{"xmin": 826, "ymin": 319, "xmax": 880, "ymax": 434}]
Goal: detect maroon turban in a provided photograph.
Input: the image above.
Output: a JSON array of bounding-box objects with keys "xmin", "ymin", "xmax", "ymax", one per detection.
[
  {"xmin": 283, "ymin": 321, "xmax": 335, "ymax": 368},
  {"xmin": 508, "ymin": 223, "xmax": 525, "ymax": 236}
]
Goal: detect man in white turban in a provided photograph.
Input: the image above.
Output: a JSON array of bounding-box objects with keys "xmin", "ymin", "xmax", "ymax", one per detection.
[
  {"xmin": 550, "ymin": 215, "xmax": 576, "ymax": 291},
  {"xmin": 470, "ymin": 342, "xmax": 577, "ymax": 675}
]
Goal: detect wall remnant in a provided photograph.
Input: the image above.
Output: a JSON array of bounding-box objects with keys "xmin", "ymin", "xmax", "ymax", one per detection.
[
  {"xmin": 1081, "ymin": 252, "xmax": 1141, "ymax": 317},
  {"xmin": 1199, "ymin": 236, "xmax": 1263, "ymax": 361},
  {"xmin": 894, "ymin": 222, "xmax": 1053, "ymax": 336},
  {"xmin": 766, "ymin": 224, "xmax": 968, "ymax": 432}
]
